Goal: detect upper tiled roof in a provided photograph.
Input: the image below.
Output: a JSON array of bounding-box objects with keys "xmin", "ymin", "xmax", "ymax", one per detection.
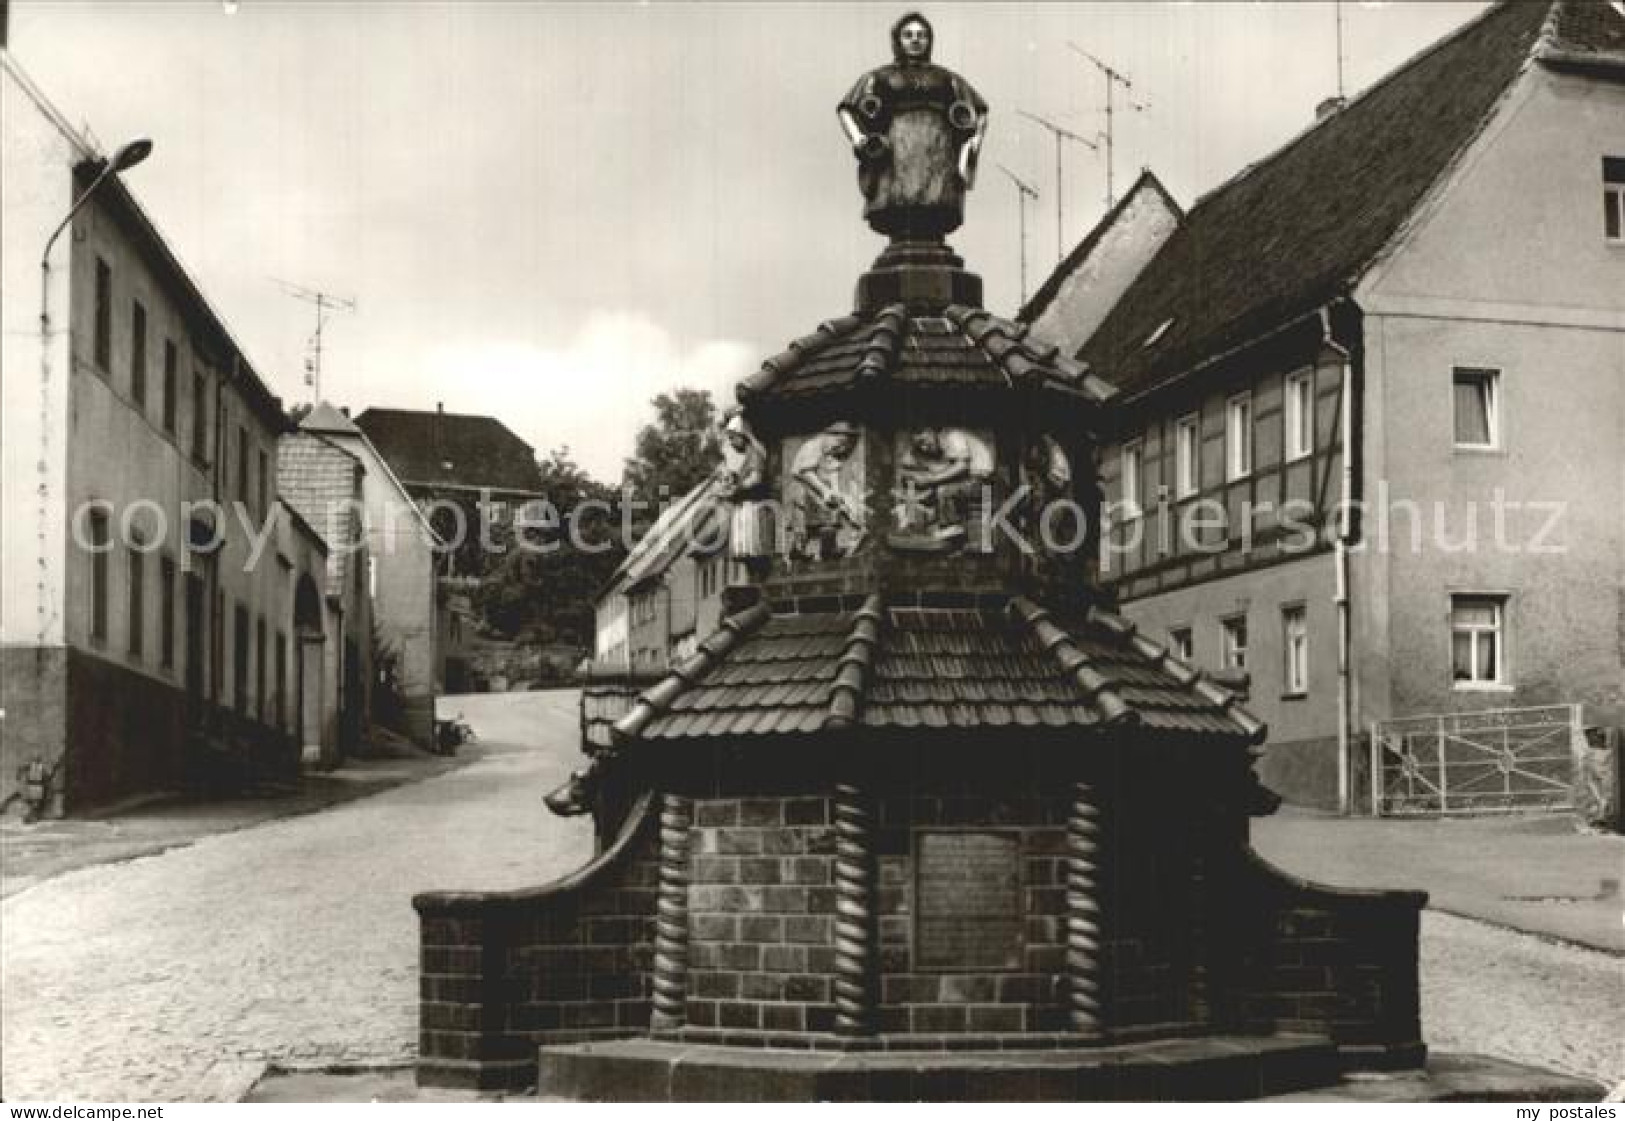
[
  {"xmin": 611, "ymin": 592, "xmax": 1263, "ymax": 745},
  {"xmin": 736, "ymin": 304, "xmax": 1116, "ymax": 405},
  {"xmin": 354, "ymin": 407, "xmax": 545, "ymax": 495},
  {"xmin": 1075, "ymin": 0, "xmax": 1559, "ymax": 400}
]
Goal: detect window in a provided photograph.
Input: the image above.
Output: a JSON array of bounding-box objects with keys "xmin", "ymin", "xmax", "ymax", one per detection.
[
  {"xmin": 1451, "ymin": 595, "xmax": 1506, "ymax": 687},
  {"xmin": 256, "ymin": 616, "xmax": 267, "ymax": 722},
  {"xmin": 162, "ymin": 341, "xmax": 178, "ymax": 432},
  {"xmin": 1282, "ymin": 605, "xmax": 1308, "ymax": 695},
  {"xmin": 1226, "ymin": 394, "xmax": 1253, "ymax": 480},
  {"xmin": 1221, "ymin": 614, "xmax": 1248, "ymax": 671},
  {"xmin": 94, "ymin": 257, "xmax": 113, "ymax": 371},
  {"xmin": 1169, "ymin": 627, "xmax": 1193, "ymax": 662},
  {"xmin": 1120, "ymin": 440, "xmax": 1144, "ymax": 517},
  {"xmin": 1174, "ymin": 414, "xmax": 1199, "ymax": 499},
  {"xmin": 1605, "ymin": 156, "xmax": 1624, "ymax": 244},
  {"xmin": 128, "ymin": 547, "xmax": 145, "ymax": 657},
  {"xmin": 130, "ymin": 300, "xmax": 147, "ymax": 406},
  {"xmin": 234, "ymin": 604, "xmax": 250, "ymax": 714},
  {"xmin": 1453, "ymin": 368, "xmax": 1499, "ymax": 449},
  {"xmin": 1285, "ymin": 371, "xmax": 1314, "ymax": 462},
  {"xmin": 191, "ymin": 371, "xmax": 209, "ymax": 460},
  {"xmin": 159, "ymin": 556, "xmax": 176, "ymax": 668},
  {"xmin": 89, "ymin": 509, "xmax": 110, "ymax": 641}
]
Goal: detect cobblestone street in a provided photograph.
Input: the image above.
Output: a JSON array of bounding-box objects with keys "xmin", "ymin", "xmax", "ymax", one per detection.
[
  {"xmin": 1419, "ymin": 911, "xmax": 1622, "ymax": 1092},
  {"xmin": 2, "ymin": 689, "xmax": 1620, "ymax": 1101}
]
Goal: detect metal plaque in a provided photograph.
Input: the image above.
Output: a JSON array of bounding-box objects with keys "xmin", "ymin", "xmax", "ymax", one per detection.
[{"xmin": 915, "ymin": 830, "xmax": 1024, "ymax": 971}]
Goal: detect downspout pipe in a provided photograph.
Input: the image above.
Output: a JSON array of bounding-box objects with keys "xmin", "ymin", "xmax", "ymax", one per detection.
[{"xmin": 1320, "ymin": 305, "xmax": 1357, "ymax": 816}]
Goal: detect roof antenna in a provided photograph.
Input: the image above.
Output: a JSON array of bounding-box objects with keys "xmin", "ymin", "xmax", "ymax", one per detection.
[
  {"xmin": 1068, "ymin": 44, "xmax": 1150, "ymax": 210},
  {"xmin": 1017, "ymin": 110, "xmax": 1097, "ymax": 263},
  {"xmin": 1336, "ymin": 0, "xmax": 1347, "ymax": 101},
  {"xmin": 997, "ymin": 164, "xmax": 1041, "ymax": 307},
  {"xmin": 271, "ymin": 278, "xmax": 356, "ymax": 402}
]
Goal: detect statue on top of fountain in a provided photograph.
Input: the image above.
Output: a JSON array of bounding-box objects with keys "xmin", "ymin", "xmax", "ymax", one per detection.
[{"xmin": 838, "ymin": 12, "xmax": 989, "ymax": 240}]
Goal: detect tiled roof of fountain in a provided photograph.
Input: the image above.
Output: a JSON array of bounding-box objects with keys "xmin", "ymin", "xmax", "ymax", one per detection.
[
  {"xmin": 611, "ymin": 592, "xmax": 1263, "ymax": 744},
  {"xmin": 736, "ymin": 304, "xmax": 1118, "ymax": 405}
]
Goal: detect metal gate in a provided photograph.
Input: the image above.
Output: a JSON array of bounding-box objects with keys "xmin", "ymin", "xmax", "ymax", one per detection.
[{"xmin": 1369, "ymin": 704, "xmax": 1581, "ymax": 816}]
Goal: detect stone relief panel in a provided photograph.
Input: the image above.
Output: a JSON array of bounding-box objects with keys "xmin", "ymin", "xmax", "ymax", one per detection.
[
  {"xmin": 784, "ymin": 421, "xmax": 867, "ymax": 561},
  {"xmin": 889, "ymin": 426, "xmax": 997, "ymax": 553}
]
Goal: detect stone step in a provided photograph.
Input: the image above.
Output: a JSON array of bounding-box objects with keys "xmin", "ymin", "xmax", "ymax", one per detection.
[{"xmin": 537, "ymin": 1032, "xmax": 1342, "ymax": 1102}]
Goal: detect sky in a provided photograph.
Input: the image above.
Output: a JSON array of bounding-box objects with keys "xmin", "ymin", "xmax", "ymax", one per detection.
[{"xmin": 10, "ymin": 1, "xmax": 1490, "ymax": 482}]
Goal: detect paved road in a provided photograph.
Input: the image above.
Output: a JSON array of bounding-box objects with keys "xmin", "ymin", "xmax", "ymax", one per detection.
[
  {"xmin": 3, "ymin": 689, "xmax": 1619, "ymax": 1100},
  {"xmin": 1, "ymin": 691, "xmax": 594, "ymax": 1103}
]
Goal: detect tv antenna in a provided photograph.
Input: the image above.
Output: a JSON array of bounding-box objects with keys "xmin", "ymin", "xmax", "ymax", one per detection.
[
  {"xmin": 1068, "ymin": 44, "xmax": 1150, "ymax": 209},
  {"xmin": 997, "ymin": 164, "xmax": 1041, "ymax": 307},
  {"xmin": 1017, "ymin": 110, "xmax": 1098, "ymax": 263},
  {"xmin": 271, "ymin": 278, "xmax": 356, "ymax": 401}
]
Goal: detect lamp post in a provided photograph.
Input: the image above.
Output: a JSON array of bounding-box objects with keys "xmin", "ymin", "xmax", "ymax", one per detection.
[
  {"xmin": 36, "ymin": 138, "xmax": 152, "ymax": 651},
  {"xmin": 41, "ymin": 138, "xmax": 153, "ymax": 277}
]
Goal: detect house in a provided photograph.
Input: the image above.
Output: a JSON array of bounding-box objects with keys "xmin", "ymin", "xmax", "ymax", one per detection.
[
  {"xmin": 297, "ymin": 402, "xmax": 444, "ymax": 748},
  {"xmin": 1, "ymin": 50, "xmax": 331, "ymax": 814},
  {"xmin": 277, "ymin": 410, "xmax": 376, "ymax": 763},
  {"xmin": 1025, "ymin": 0, "xmax": 1625, "ymax": 810}
]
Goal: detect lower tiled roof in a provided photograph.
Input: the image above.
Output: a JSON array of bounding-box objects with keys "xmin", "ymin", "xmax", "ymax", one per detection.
[{"xmin": 612, "ymin": 593, "xmax": 1263, "ymax": 745}]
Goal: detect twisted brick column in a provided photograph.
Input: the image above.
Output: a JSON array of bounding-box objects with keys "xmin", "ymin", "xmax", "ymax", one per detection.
[
  {"xmin": 1065, "ymin": 779, "xmax": 1104, "ymax": 1038},
  {"xmin": 650, "ymin": 792, "xmax": 693, "ymax": 1031},
  {"xmin": 833, "ymin": 782, "xmax": 876, "ymax": 1036}
]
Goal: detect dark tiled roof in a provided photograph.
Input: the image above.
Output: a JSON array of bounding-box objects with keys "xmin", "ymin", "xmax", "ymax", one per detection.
[
  {"xmin": 736, "ymin": 304, "xmax": 1116, "ymax": 405},
  {"xmin": 612, "ymin": 593, "xmax": 1263, "ymax": 744},
  {"xmin": 353, "ymin": 407, "xmax": 545, "ymax": 495},
  {"xmin": 1076, "ymin": 0, "xmax": 1555, "ymax": 400}
]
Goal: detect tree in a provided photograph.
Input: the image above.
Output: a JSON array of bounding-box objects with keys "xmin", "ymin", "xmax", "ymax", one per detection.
[{"xmin": 621, "ymin": 388, "xmax": 723, "ymax": 507}]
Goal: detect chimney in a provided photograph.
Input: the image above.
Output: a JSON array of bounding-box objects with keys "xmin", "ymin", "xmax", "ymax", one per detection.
[
  {"xmin": 340, "ymin": 406, "xmax": 350, "ymax": 417},
  {"xmin": 437, "ymin": 401, "xmax": 444, "ymax": 414},
  {"xmin": 1315, "ymin": 96, "xmax": 1346, "ymax": 123}
]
